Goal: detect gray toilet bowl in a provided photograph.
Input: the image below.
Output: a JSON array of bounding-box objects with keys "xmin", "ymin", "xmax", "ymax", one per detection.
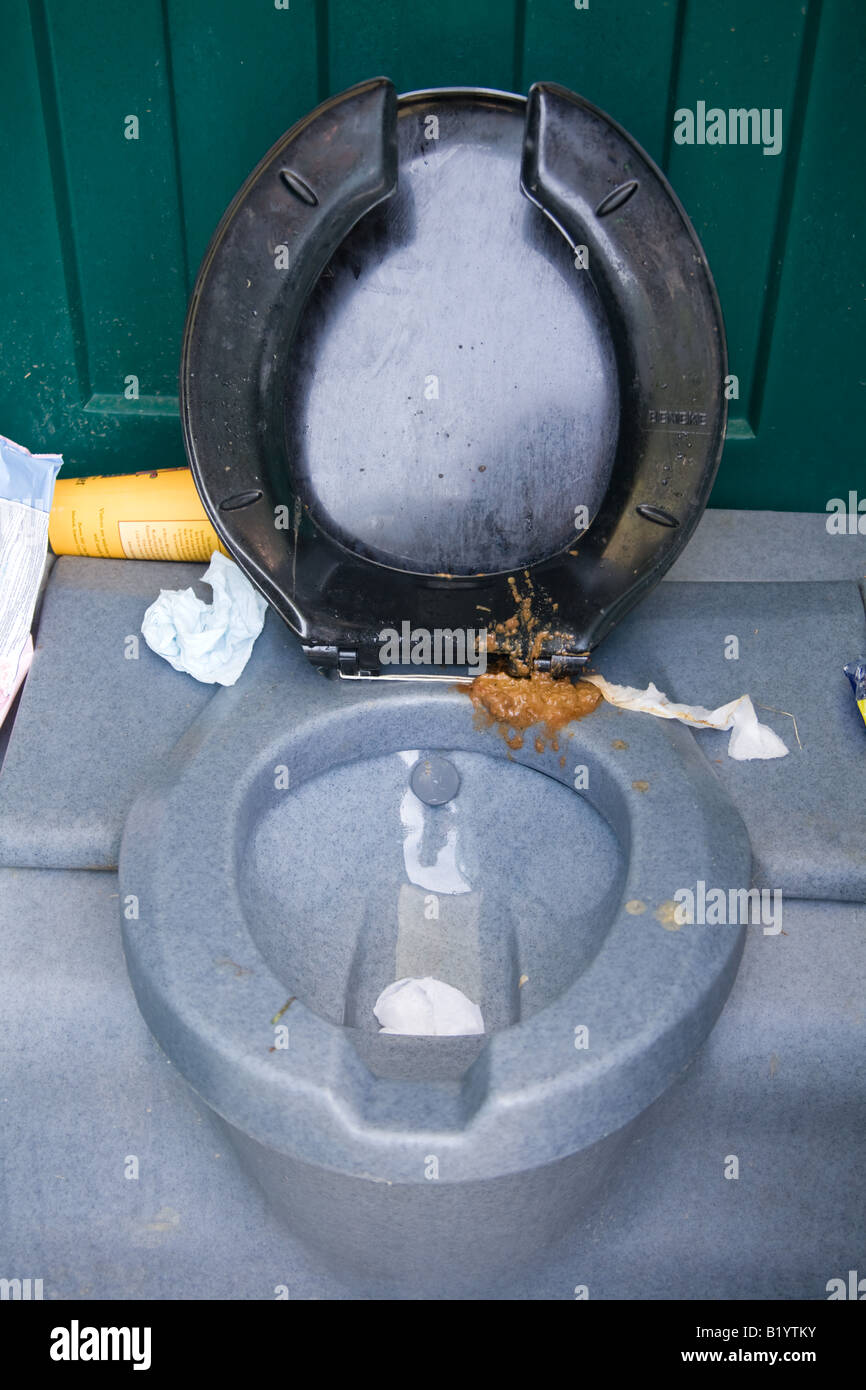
[{"xmin": 120, "ymin": 632, "xmax": 751, "ymax": 1294}]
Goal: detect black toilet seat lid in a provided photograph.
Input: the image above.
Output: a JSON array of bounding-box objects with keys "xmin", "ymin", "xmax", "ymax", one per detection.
[{"xmin": 181, "ymin": 78, "xmax": 726, "ymax": 676}]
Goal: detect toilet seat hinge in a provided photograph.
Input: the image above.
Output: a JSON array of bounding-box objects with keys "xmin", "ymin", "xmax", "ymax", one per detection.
[
  {"xmin": 532, "ymin": 648, "xmax": 592, "ymax": 678},
  {"xmin": 302, "ymin": 644, "xmax": 365, "ymax": 675}
]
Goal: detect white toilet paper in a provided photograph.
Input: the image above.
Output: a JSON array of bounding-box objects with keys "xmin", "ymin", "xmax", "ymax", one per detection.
[
  {"xmin": 582, "ymin": 675, "xmax": 789, "ymax": 760},
  {"xmin": 374, "ymin": 977, "xmax": 485, "ymax": 1036},
  {"xmin": 141, "ymin": 551, "xmax": 267, "ymax": 686},
  {"xmin": 0, "ymin": 435, "xmax": 62, "ymax": 702}
]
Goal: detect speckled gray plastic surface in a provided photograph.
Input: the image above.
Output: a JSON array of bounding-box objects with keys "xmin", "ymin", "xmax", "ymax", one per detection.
[
  {"xmin": 116, "ymin": 617, "xmax": 750, "ymax": 1290},
  {"xmin": 1, "ymin": 540, "xmax": 864, "ymax": 899},
  {"xmin": 0, "ymin": 867, "xmax": 862, "ymax": 1299},
  {"xmin": 599, "ymin": 579, "xmax": 866, "ymax": 900},
  {"xmin": 0, "ymin": 510, "xmax": 864, "ymax": 1299},
  {"xmin": 0, "ymin": 557, "xmax": 214, "ymax": 868},
  {"xmin": 664, "ymin": 507, "xmax": 866, "ymax": 583}
]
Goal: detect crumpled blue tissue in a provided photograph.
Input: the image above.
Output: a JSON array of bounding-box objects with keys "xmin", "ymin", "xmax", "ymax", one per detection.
[{"xmin": 141, "ymin": 551, "xmax": 267, "ymax": 685}]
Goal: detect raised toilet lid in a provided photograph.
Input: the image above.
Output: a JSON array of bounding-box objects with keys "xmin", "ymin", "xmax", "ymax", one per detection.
[{"xmin": 181, "ymin": 78, "xmax": 726, "ymax": 675}]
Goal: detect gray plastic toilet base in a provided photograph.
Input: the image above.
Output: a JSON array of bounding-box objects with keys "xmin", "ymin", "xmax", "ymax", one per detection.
[
  {"xmin": 1, "ymin": 512, "xmax": 864, "ymax": 1298},
  {"xmin": 222, "ymin": 1116, "xmax": 638, "ymax": 1297},
  {"xmin": 116, "ymin": 608, "xmax": 751, "ymax": 1290},
  {"xmin": 0, "ymin": 867, "xmax": 862, "ymax": 1300}
]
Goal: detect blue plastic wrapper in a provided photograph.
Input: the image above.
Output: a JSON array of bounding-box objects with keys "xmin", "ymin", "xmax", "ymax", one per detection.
[
  {"xmin": 0, "ymin": 435, "xmax": 64, "ymax": 702},
  {"xmin": 0, "ymin": 434, "xmax": 63, "ymax": 511},
  {"xmin": 844, "ymin": 659, "xmax": 866, "ymax": 728}
]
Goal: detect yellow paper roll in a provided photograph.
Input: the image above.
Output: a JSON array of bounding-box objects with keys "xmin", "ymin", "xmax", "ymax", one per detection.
[{"xmin": 48, "ymin": 467, "xmax": 229, "ymax": 562}]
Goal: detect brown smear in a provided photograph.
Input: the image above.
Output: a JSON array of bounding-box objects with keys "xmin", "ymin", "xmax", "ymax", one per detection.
[
  {"xmin": 462, "ymin": 566, "xmax": 603, "ymax": 749},
  {"xmin": 465, "ymin": 670, "xmax": 602, "ymax": 751},
  {"xmin": 486, "ymin": 570, "xmax": 556, "ymax": 677}
]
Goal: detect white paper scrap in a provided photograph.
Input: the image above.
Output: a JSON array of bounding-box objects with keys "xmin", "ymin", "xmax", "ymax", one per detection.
[
  {"xmin": 141, "ymin": 551, "xmax": 267, "ymax": 685},
  {"xmin": 582, "ymin": 675, "xmax": 789, "ymax": 761},
  {"xmin": 374, "ymin": 977, "xmax": 485, "ymax": 1036}
]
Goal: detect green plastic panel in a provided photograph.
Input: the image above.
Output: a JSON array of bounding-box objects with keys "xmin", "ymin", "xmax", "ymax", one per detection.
[{"xmin": 0, "ymin": 0, "xmax": 863, "ymax": 510}]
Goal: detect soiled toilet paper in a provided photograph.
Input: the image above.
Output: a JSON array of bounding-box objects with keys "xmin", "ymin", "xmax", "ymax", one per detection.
[
  {"xmin": 582, "ymin": 675, "xmax": 789, "ymax": 760},
  {"xmin": 141, "ymin": 551, "xmax": 267, "ymax": 685},
  {"xmin": 374, "ymin": 977, "xmax": 485, "ymax": 1036}
]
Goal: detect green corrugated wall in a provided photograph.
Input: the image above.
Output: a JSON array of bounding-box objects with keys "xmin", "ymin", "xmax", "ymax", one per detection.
[{"xmin": 1, "ymin": 0, "xmax": 863, "ymax": 509}]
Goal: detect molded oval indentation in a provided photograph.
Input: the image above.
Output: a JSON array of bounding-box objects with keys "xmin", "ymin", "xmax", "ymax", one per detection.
[
  {"xmin": 220, "ymin": 490, "xmax": 263, "ymax": 511},
  {"xmin": 279, "ymin": 168, "xmax": 318, "ymax": 206},
  {"xmin": 595, "ymin": 180, "xmax": 639, "ymax": 217},
  {"xmin": 636, "ymin": 504, "xmax": 679, "ymax": 528}
]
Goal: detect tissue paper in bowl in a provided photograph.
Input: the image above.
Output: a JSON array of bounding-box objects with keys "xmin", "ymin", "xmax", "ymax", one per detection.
[{"xmin": 374, "ymin": 977, "xmax": 484, "ymax": 1036}]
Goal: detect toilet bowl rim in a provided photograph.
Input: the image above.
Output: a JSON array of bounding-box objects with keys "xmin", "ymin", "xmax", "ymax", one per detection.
[{"xmin": 119, "ymin": 683, "xmax": 750, "ymax": 1179}]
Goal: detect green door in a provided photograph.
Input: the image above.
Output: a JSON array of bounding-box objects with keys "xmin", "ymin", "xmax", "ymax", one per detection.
[{"xmin": 1, "ymin": 0, "xmax": 863, "ymax": 510}]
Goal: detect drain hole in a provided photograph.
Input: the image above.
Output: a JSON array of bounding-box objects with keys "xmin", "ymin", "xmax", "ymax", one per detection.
[
  {"xmin": 410, "ymin": 755, "xmax": 461, "ymax": 806},
  {"xmin": 220, "ymin": 490, "xmax": 263, "ymax": 511},
  {"xmin": 636, "ymin": 503, "xmax": 679, "ymax": 527}
]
